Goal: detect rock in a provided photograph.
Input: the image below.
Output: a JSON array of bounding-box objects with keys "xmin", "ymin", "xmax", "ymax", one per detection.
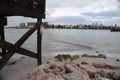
[
  {"xmin": 25, "ymin": 64, "xmax": 65, "ymax": 80},
  {"xmin": 96, "ymin": 51, "xmax": 99, "ymax": 53},
  {"xmin": 95, "ymin": 74, "xmax": 111, "ymax": 80},
  {"xmin": 63, "ymin": 54, "xmax": 72, "ymax": 60},
  {"xmin": 64, "ymin": 63, "xmax": 88, "ymax": 74},
  {"xmin": 81, "ymin": 64, "xmax": 114, "ymax": 79},
  {"xmin": 41, "ymin": 73, "xmax": 65, "ymax": 80},
  {"xmin": 98, "ymin": 69, "xmax": 113, "ymax": 79},
  {"xmin": 54, "ymin": 54, "xmax": 71, "ymax": 61},
  {"xmin": 80, "ymin": 64, "xmax": 98, "ymax": 78},
  {"xmin": 63, "ymin": 72, "xmax": 89, "ymax": 80},
  {"xmin": 26, "ymin": 73, "xmax": 65, "ymax": 80},
  {"xmin": 26, "ymin": 62, "xmax": 120, "ymax": 80},
  {"xmin": 92, "ymin": 63, "xmax": 109, "ymax": 69},
  {"xmin": 98, "ymin": 54, "xmax": 106, "ymax": 59},
  {"xmin": 44, "ymin": 64, "xmax": 65, "ymax": 75},
  {"xmin": 116, "ymin": 59, "xmax": 120, "ymax": 62},
  {"xmin": 64, "ymin": 62, "xmax": 90, "ymax": 80},
  {"xmin": 81, "ymin": 61, "xmax": 89, "ymax": 65},
  {"xmin": 92, "ymin": 63, "xmax": 120, "ymax": 70},
  {"xmin": 81, "ymin": 54, "xmax": 106, "ymax": 59},
  {"xmin": 112, "ymin": 70, "xmax": 120, "ymax": 80},
  {"xmin": 25, "ymin": 64, "xmax": 51, "ymax": 80},
  {"xmin": 71, "ymin": 55, "xmax": 79, "ymax": 61},
  {"xmin": 81, "ymin": 54, "xmax": 89, "ymax": 57}
]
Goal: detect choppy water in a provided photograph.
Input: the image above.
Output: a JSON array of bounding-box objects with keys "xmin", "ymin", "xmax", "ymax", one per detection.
[{"xmin": 4, "ymin": 29, "xmax": 120, "ymax": 58}]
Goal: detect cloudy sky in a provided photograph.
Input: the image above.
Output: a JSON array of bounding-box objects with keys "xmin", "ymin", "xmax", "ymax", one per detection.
[{"xmin": 8, "ymin": 0, "xmax": 120, "ymax": 26}]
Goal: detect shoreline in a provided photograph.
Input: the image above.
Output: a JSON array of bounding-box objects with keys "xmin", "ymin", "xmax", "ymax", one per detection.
[{"xmin": 0, "ymin": 54, "xmax": 120, "ymax": 80}]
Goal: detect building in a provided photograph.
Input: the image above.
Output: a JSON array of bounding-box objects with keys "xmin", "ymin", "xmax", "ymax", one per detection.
[{"xmin": 27, "ymin": 22, "xmax": 48, "ymax": 28}]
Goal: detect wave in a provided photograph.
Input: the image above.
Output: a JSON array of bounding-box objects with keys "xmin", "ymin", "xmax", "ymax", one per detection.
[{"xmin": 56, "ymin": 40, "xmax": 93, "ymax": 49}]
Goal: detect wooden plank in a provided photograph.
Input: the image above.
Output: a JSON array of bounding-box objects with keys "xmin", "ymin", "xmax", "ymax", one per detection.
[
  {"xmin": 0, "ymin": 0, "xmax": 45, "ymax": 18},
  {"xmin": 0, "ymin": 40, "xmax": 37, "ymax": 58},
  {"xmin": 0, "ymin": 25, "xmax": 37, "ymax": 70},
  {"xmin": 37, "ymin": 19, "xmax": 42, "ymax": 65}
]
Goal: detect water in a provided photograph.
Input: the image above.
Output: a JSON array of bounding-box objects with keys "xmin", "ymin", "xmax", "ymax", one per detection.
[{"xmin": 4, "ymin": 29, "xmax": 120, "ymax": 58}]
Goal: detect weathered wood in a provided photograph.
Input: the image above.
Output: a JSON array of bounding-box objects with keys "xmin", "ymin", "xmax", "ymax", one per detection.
[
  {"xmin": 0, "ymin": 17, "xmax": 7, "ymax": 26},
  {"xmin": 0, "ymin": 52, "xmax": 2, "ymax": 56},
  {"xmin": 0, "ymin": 0, "xmax": 45, "ymax": 18},
  {"xmin": 37, "ymin": 19, "xmax": 42, "ymax": 65},
  {"xmin": 0, "ymin": 0, "xmax": 46, "ymax": 70},
  {"xmin": 0, "ymin": 25, "xmax": 37, "ymax": 70},
  {"xmin": 0, "ymin": 17, "xmax": 7, "ymax": 56},
  {"xmin": 40, "ymin": 0, "xmax": 46, "ymax": 14},
  {"xmin": 0, "ymin": 29, "xmax": 6, "ymax": 57},
  {"xmin": 0, "ymin": 40, "xmax": 37, "ymax": 58},
  {"xmin": 0, "ymin": 26, "xmax": 6, "ymax": 56}
]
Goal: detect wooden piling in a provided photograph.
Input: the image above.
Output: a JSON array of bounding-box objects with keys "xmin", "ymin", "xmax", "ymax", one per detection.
[{"xmin": 37, "ymin": 19, "xmax": 42, "ymax": 65}]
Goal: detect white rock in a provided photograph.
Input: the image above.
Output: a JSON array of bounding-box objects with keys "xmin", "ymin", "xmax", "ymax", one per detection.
[
  {"xmin": 112, "ymin": 70, "xmax": 120, "ymax": 80},
  {"xmin": 25, "ymin": 64, "xmax": 65, "ymax": 80},
  {"xmin": 64, "ymin": 63, "xmax": 90, "ymax": 80},
  {"xmin": 63, "ymin": 72, "xmax": 90, "ymax": 80},
  {"xmin": 95, "ymin": 74, "xmax": 111, "ymax": 80},
  {"xmin": 80, "ymin": 64, "xmax": 98, "ymax": 78}
]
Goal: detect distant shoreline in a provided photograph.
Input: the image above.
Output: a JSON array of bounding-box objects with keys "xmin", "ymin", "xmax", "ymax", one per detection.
[{"xmin": 5, "ymin": 27, "xmax": 111, "ymax": 31}]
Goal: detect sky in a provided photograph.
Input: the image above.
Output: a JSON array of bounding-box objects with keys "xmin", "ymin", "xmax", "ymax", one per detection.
[{"xmin": 7, "ymin": 0, "xmax": 120, "ymax": 26}]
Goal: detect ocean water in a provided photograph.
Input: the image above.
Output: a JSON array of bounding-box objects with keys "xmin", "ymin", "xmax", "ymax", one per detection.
[{"xmin": 4, "ymin": 29, "xmax": 120, "ymax": 58}]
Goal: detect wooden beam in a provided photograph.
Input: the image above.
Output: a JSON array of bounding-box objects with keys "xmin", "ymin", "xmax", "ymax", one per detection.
[
  {"xmin": 0, "ymin": 25, "xmax": 37, "ymax": 70},
  {"xmin": 0, "ymin": 17, "xmax": 7, "ymax": 56},
  {"xmin": 0, "ymin": 17, "xmax": 7, "ymax": 26},
  {"xmin": 0, "ymin": 52, "xmax": 2, "ymax": 56},
  {"xmin": 37, "ymin": 19, "xmax": 42, "ymax": 65},
  {"xmin": 0, "ymin": 0, "xmax": 45, "ymax": 18},
  {"xmin": 0, "ymin": 26, "xmax": 6, "ymax": 56},
  {"xmin": 0, "ymin": 40, "xmax": 37, "ymax": 58},
  {"xmin": 40, "ymin": 0, "xmax": 46, "ymax": 14}
]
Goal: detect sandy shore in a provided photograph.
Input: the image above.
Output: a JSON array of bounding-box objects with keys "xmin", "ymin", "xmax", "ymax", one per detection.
[{"xmin": 0, "ymin": 55, "xmax": 120, "ymax": 80}]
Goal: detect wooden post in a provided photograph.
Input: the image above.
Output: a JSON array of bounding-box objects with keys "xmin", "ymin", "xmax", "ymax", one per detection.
[
  {"xmin": 37, "ymin": 18, "xmax": 42, "ymax": 65},
  {"xmin": 0, "ymin": 17, "xmax": 7, "ymax": 57},
  {"xmin": 37, "ymin": 0, "xmax": 46, "ymax": 65}
]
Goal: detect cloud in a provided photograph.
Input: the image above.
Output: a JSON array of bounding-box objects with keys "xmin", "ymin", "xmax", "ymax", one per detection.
[
  {"xmin": 83, "ymin": 10, "xmax": 120, "ymax": 17},
  {"xmin": 47, "ymin": 0, "xmax": 100, "ymax": 9},
  {"xmin": 45, "ymin": 16, "xmax": 90, "ymax": 25},
  {"xmin": 7, "ymin": 0, "xmax": 120, "ymax": 26},
  {"xmin": 117, "ymin": 0, "xmax": 120, "ymax": 8}
]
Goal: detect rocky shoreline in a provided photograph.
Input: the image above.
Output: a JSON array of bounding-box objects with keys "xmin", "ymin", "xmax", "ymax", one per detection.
[{"xmin": 25, "ymin": 62, "xmax": 120, "ymax": 80}]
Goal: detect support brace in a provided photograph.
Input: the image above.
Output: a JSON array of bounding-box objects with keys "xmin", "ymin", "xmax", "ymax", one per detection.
[{"xmin": 0, "ymin": 25, "xmax": 37, "ymax": 70}]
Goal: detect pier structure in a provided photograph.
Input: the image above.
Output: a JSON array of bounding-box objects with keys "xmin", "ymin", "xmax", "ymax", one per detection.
[{"xmin": 0, "ymin": 0, "xmax": 46, "ymax": 70}]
